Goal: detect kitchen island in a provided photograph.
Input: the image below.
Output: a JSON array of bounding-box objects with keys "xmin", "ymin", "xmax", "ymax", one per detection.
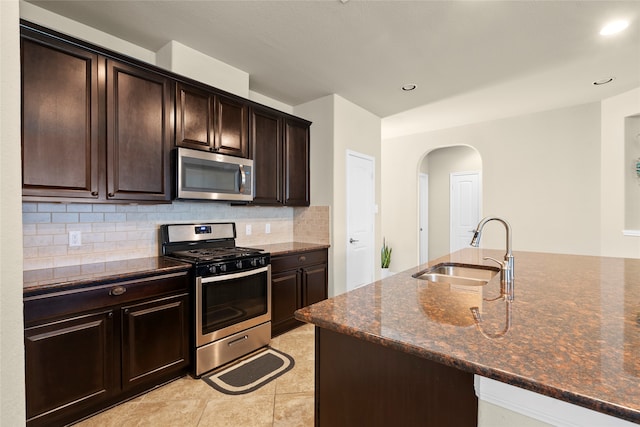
[{"xmin": 295, "ymin": 249, "xmax": 640, "ymax": 426}]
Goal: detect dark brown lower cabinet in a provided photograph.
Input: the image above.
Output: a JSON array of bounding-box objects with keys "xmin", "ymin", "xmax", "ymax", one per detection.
[
  {"xmin": 271, "ymin": 248, "xmax": 328, "ymax": 337},
  {"xmin": 121, "ymin": 294, "xmax": 189, "ymax": 391},
  {"xmin": 24, "ymin": 310, "xmax": 115, "ymax": 426},
  {"xmin": 24, "ymin": 272, "xmax": 190, "ymax": 427},
  {"xmin": 316, "ymin": 328, "xmax": 478, "ymax": 427},
  {"xmin": 271, "ymin": 269, "xmax": 301, "ymax": 336}
]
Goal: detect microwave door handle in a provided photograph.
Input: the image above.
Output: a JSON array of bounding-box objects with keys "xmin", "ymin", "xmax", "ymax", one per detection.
[{"xmin": 238, "ymin": 165, "xmax": 246, "ymax": 194}]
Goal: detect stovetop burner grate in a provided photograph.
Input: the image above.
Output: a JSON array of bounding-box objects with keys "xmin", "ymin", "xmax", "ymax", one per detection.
[
  {"xmin": 160, "ymin": 223, "xmax": 268, "ymax": 267},
  {"xmin": 169, "ymin": 247, "xmax": 265, "ymax": 263}
]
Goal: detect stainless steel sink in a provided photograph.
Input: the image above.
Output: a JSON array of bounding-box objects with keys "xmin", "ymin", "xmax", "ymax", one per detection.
[{"xmin": 412, "ymin": 262, "xmax": 499, "ymax": 286}]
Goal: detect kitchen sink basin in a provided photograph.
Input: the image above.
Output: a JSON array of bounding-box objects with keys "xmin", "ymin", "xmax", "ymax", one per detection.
[{"xmin": 412, "ymin": 262, "xmax": 500, "ymax": 286}]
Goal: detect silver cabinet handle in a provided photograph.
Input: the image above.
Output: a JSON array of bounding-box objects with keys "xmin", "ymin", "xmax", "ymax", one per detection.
[
  {"xmin": 109, "ymin": 286, "xmax": 126, "ymax": 296},
  {"xmin": 349, "ymin": 238, "xmax": 359, "ymax": 243}
]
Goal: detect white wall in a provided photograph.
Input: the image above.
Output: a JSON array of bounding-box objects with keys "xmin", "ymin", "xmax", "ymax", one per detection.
[
  {"xmin": 601, "ymin": 88, "xmax": 640, "ymax": 257},
  {"xmin": 1, "ymin": 0, "xmax": 26, "ymax": 424},
  {"xmin": 383, "ymin": 102, "xmax": 602, "ymax": 272},
  {"xmin": 624, "ymin": 115, "xmax": 640, "ymax": 231},
  {"xmin": 294, "ymin": 95, "xmax": 335, "ymax": 208},
  {"xmin": 294, "ymin": 95, "xmax": 335, "ymax": 295},
  {"xmin": 332, "ymin": 96, "xmax": 381, "ymax": 296},
  {"xmin": 294, "ymin": 95, "xmax": 381, "ymax": 297},
  {"xmin": 156, "ymin": 40, "xmax": 249, "ymax": 98},
  {"xmin": 20, "ymin": 1, "xmax": 156, "ymax": 63},
  {"xmin": 250, "ymin": 90, "xmax": 294, "ymax": 115}
]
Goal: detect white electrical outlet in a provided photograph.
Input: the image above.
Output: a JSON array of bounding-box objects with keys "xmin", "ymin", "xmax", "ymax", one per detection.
[
  {"xmin": 246, "ymin": 224, "xmax": 252, "ymax": 235},
  {"xmin": 265, "ymin": 223, "xmax": 271, "ymax": 234},
  {"xmin": 69, "ymin": 231, "xmax": 82, "ymax": 247}
]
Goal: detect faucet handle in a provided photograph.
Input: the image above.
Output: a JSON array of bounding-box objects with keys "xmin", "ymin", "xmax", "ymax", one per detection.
[{"xmin": 483, "ymin": 256, "xmax": 504, "ymax": 268}]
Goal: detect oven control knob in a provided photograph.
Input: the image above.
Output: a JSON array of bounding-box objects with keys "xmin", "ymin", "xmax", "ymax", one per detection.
[
  {"xmin": 259, "ymin": 257, "xmax": 267, "ymax": 266},
  {"xmin": 250, "ymin": 258, "xmax": 258, "ymax": 267},
  {"xmin": 236, "ymin": 260, "xmax": 243, "ymax": 269},
  {"xmin": 208, "ymin": 265, "xmax": 217, "ymax": 274},
  {"xmin": 219, "ymin": 264, "xmax": 227, "ymax": 272}
]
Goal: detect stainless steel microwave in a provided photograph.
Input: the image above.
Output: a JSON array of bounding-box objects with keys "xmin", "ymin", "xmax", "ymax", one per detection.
[{"xmin": 176, "ymin": 147, "xmax": 254, "ymax": 201}]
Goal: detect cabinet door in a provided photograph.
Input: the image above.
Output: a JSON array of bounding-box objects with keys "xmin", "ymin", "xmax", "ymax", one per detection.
[
  {"xmin": 21, "ymin": 32, "xmax": 99, "ymax": 200},
  {"xmin": 121, "ymin": 293, "xmax": 189, "ymax": 391},
  {"xmin": 302, "ymin": 263, "xmax": 328, "ymax": 307},
  {"xmin": 251, "ymin": 107, "xmax": 282, "ymax": 204},
  {"xmin": 271, "ymin": 270, "xmax": 301, "ymax": 337},
  {"xmin": 25, "ymin": 310, "xmax": 115, "ymax": 425},
  {"xmin": 106, "ymin": 59, "xmax": 173, "ymax": 202},
  {"xmin": 176, "ymin": 82, "xmax": 215, "ymax": 151},
  {"xmin": 215, "ymin": 95, "xmax": 248, "ymax": 158},
  {"xmin": 283, "ymin": 118, "xmax": 310, "ymax": 206}
]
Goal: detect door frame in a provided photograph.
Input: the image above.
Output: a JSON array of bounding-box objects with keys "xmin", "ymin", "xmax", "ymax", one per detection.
[
  {"xmin": 346, "ymin": 150, "xmax": 376, "ymax": 291},
  {"xmin": 449, "ymin": 171, "xmax": 482, "ymax": 253},
  {"xmin": 419, "ymin": 173, "xmax": 429, "ymax": 265}
]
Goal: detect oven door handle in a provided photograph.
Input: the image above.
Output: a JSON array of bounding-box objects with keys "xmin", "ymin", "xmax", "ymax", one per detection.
[{"xmin": 199, "ymin": 265, "xmax": 270, "ymax": 284}]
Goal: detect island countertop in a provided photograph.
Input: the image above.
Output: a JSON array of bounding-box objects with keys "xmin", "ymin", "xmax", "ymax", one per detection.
[{"xmin": 294, "ymin": 248, "xmax": 640, "ymax": 424}]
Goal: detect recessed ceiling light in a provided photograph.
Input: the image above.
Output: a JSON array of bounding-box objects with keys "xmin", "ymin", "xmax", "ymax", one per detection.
[
  {"xmin": 402, "ymin": 84, "xmax": 417, "ymax": 91},
  {"xmin": 593, "ymin": 77, "xmax": 615, "ymax": 86},
  {"xmin": 600, "ymin": 20, "xmax": 629, "ymax": 36}
]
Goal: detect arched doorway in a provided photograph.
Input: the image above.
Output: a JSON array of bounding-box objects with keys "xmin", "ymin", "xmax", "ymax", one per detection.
[{"xmin": 419, "ymin": 145, "xmax": 482, "ymax": 261}]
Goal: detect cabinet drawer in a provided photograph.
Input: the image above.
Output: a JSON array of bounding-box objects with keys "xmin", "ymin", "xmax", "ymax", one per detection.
[
  {"xmin": 271, "ymin": 249, "xmax": 328, "ymax": 272},
  {"xmin": 24, "ymin": 272, "xmax": 189, "ymax": 325}
]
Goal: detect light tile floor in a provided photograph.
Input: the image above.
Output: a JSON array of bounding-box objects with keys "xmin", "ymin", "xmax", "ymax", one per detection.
[{"xmin": 74, "ymin": 324, "xmax": 315, "ymax": 427}]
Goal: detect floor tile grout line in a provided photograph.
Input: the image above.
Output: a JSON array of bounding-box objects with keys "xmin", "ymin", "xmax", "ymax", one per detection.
[{"xmin": 194, "ymin": 398, "xmax": 208, "ymax": 427}]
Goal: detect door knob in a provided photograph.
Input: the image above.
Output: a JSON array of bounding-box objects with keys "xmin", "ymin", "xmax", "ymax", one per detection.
[{"xmin": 349, "ymin": 238, "xmax": 359, "ymax": 243}]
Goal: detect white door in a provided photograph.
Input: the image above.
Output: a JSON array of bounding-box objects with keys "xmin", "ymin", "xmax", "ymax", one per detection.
[
  {"xmin": 450, "ymin": 172, "xmax": 481, "ymax": 252},
  {"xmin": 419, "ymin": 173, "xmax": 429, "ymax": 265},
  {"xmin": 346, "ymin": 151, "xmax": 375, "ymax": 291}
]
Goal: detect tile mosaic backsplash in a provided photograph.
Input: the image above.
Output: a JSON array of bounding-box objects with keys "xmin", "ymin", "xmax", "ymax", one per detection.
[
  {"xmin": 293, "ymin": 206, "xmax": 330, "ymax": 246},
  {"xmin": 23, "ymin": 201, "xmax": 330, "ymax": 271}
]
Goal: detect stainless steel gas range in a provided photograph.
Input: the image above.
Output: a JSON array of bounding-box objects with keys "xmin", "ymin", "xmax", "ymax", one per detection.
[{"xmin": 161, "ymin": 222, "xmax": 271, "ymax": 377}]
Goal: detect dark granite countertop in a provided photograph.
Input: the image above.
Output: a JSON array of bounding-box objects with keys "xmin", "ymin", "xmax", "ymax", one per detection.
[
  {"xmin": 258, "ymin": 241, "xmax": 330, "ymax": 256},
  {"xmin": 23, "ymin": 257, "xmax": 192, "ymax": 297},
  {"xmin": 22, "ymin": 241, "xmax": 329, "ymax": 296},
  {"xmin": 295, "ymin": 248, "xmax": 640, "ymax": 424}
]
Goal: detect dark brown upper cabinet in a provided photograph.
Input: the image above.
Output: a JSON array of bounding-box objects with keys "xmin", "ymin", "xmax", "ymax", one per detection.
[
  {"xmin": 175, "ymin": 82, "xmax": 214, "ymax": 151},
  {"xmin": 20, "ymin": 24, "xmax": 173, "ymax": 204},
  {"xmin": 250, "ymin": 107, "xmax": 310, "ymax": 206},
  {"xmin": 21, "ymin": 20, "xmax": 312, "ymax": 205},
  {"xmin": 106, "ymin": 59, "xmax": 173, "ymax": 202},
  {"xmin": 251, "ymin": 107, "xmax": 283, "ymax": 205},
  {"xmin": 21, "ymin": 32, "xmax": 100, "ymax": 200},
  {"xmin": 215, "ymin": 95, "xmax": 248, "ymax": 157},
  {"xmin": 283, "ymin": 117, "xmax": 311, "ymax": 206},
  {"xmin": 176, "ymin": 82, "xmax": 248, "ymax": 158}
]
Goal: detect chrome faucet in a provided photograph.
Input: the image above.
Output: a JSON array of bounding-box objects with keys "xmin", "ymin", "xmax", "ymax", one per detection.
[{"xmin": 470, "ymin": 217, "xmax": 514, "ymax": 301}]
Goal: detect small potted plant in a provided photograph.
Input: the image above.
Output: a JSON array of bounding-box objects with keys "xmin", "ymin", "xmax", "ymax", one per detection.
[{"xmin": 381, "ymin": 238, "xmax": 392, "ymax": 278}]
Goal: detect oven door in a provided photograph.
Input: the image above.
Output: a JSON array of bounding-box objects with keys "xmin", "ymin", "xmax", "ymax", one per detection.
[{"xmin": 195, "ymin": 265, "xmax": 270, "ymax": 347}]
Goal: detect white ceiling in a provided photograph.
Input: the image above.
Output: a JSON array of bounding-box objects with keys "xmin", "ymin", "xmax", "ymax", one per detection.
[{"xmin": 25, "ymin": 0, "xmax": 640, "ymax": 138}]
